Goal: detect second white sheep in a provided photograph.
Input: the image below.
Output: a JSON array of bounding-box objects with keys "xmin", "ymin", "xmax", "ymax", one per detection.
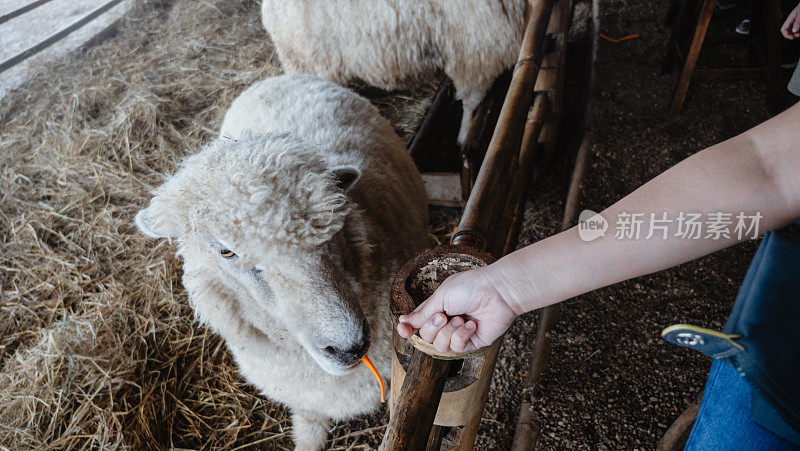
[{"xmin": 261, "ymin": 0, "xmax": 527, "ymax": 144}]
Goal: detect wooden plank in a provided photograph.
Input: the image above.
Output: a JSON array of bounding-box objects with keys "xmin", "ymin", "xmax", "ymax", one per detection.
[{"xmin": 421, "ymin": 173, "xmax": 464, "ymax": 207}]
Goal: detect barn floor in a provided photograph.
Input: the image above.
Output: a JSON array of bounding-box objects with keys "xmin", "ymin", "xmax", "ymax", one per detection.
[{"xmin": 0, "ymin": 0, "xmax": 789, "ymax": 449}]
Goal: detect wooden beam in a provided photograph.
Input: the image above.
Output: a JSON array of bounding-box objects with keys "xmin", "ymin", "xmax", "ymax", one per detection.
[
  {"xmin": 668, "ymin": 0, "xmax": 717, "ymax": 116},
  {"xmin": 381, "ymin": 351, "xmax": 453, "ymax": 450}
]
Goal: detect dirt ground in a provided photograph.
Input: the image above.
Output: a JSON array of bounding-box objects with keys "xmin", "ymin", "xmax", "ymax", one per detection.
[{"xmin": 0, "ymin": 0, "xmax": 795, "ymax": 449}]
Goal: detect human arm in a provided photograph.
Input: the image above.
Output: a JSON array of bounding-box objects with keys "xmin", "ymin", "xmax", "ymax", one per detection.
[{"xmin": 398, "ymin": 102, "xmax": 800, "ymax": 352}]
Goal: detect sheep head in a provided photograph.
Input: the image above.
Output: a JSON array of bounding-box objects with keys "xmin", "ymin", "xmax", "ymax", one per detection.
[{"xmin": 136, "ymin": 133, "xmax": 372, "ymax": 375}]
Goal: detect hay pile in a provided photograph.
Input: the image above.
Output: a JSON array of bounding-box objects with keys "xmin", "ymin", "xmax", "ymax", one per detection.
[{"xmin": 0, "ymin": 0, "xmax": 433, "ymax": 448}]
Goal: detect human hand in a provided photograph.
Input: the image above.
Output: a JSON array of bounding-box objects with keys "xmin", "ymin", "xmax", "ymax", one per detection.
[
  {"xmin": 396, "ymin": 267, "xmax": 522, "ymax": 353},
  {"xmin": 782, "ymin": 3, "xmax": 800, "ymax": 39}
]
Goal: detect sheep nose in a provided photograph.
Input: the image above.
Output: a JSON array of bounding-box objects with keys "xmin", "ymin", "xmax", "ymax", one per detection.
[{"xmin": 323, "ymin": 337, "xmax": 370, "ymax": 366}]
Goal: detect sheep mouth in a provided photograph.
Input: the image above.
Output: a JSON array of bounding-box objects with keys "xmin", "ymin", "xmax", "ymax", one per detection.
[
  {"xmin": 309, "ymin": 336, "xmax": 371, "ymax": 375},
  {"xmin": 313, "ymin": 355, "xmax": 363, "ymax": 376}
]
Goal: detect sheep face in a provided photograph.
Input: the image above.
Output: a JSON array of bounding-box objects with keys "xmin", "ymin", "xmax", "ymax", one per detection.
[
  {"xmin": 205, "ymin": 237, "xmax": 371, "ymax": 376},
  {"xmin": 136, "ymin": 134, "xmax": 373, "ymax": 375}
]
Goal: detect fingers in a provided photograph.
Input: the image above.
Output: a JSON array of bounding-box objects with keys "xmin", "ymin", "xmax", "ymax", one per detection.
[
  {"xmin": 396, "ymin": 321, "xmax": 415, "ymax": 339},
  {"xmin": 398, "ymin": 292, "xmax": 444, "ymax": 330},
  {"xmin": 397, "ymin": 314, "xmax": 481, "ymax": 353},
  {"xmin": 783, "ymin": 23, "xmax": 796, "ymax": 39},
  {"xmin": 450, "ymin": 320, "xmax": 477, "ymax": 352},
  {"xmin": 418, "ymin": 312, "xmax": 447, "ymax": 343},
  {"xmin": 432, "ymin": 316, "xmax": 464, "ymax": 352},
  {"xmin": 784, "ymin": 13, "xmax": 800, "ymax": 39}
]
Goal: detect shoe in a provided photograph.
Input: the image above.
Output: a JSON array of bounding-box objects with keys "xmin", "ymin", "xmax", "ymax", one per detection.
[{"xmin": 735, "ymin": 19, "xmax": 750, "ymax": 35}]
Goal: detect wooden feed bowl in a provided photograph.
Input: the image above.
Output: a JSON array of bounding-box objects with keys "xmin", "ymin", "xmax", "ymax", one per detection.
[{"xmin": 389, "ymin": 245, "xmax": 500, "ymax": 427}]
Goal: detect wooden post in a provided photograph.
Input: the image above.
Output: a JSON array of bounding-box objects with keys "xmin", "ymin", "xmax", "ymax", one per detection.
[
  {"xmin": 509, "ymin": 135, "xmax": 593, "ymax": 451},
  {"xmin": 453, "ymin": 0, "xmax": 556, "ymax": 253},
  {"xmin": 668, "ymin": 0, "xmax": 717, "ymax": 116},
  {"xmin": 383, "ymin": 0, "xmax": 558, "ymax": 448},
  {"xmin": 510, "ymin": 0, "xmax": 598, "ymax": 443},
  {"xmin": 384, "ymin": 245, "xmax": 497, "ymax": 451},
  {"xmin": 656, "ymin": 403, "xmax": 700, "ymax": 451},
  {"xmin": 381, "ymin": 351, "xmax": 453, "ymax": 450}
]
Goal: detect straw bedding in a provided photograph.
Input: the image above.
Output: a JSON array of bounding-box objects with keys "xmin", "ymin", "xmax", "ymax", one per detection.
[{"xmin": 0, "ymin": 0, "xmax": 436, "ymax": 448}]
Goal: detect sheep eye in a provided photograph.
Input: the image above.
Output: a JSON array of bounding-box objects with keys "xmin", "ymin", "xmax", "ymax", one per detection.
[{"xmin": 220, "ymin": 249, "xmax": 236, "ymax": 259}]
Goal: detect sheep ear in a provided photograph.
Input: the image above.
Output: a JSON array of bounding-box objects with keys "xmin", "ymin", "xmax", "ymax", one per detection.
[
  {"xmin": 135, "ymin": 207, "xmax": 180, "ymax": 239},
  {"xmin": 329, "ymin": 165, "xmax": 361, "ymax": 191}
]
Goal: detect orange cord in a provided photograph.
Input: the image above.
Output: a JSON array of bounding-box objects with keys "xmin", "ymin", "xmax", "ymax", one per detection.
[
  {"xmin": 361, "ymin": 355, "xmax": 386, "ymax": 403},
  {"xmin": 599, "ymin": 33, "xmax": 640, "ymax": 43}
]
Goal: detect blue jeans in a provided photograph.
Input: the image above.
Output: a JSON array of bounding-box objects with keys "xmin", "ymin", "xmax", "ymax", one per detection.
[{"xmin": 685, "ymin": 360, "xmax": 799, "ymax": 450}]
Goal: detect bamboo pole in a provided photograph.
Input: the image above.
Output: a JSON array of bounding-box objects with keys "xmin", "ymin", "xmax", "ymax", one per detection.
[
  {"xmin": 460, "ymin": 69, "xmax": 514, "ymax": 198},
  {"xmin": 510, "ymin": 1, "xmax": 599, "ymax": 447},
  {"xmin": 453, "ymin": 0, "xmax": 556, "ymax": 255},
  {"xmin": 382, "ymin": 1, "xmax": 557, "ymax": 449},
  {"xmin": 511, "ymin": 135, "xmax": 591, "ymax": 451},
  {"xmin": 447, "ymin": 2, "xmax": 557, "ymax": 448},
  {"xmin": 380, "ymin": 351, "xmax": 453, "ymax": 450},
  {"xmin": 501, "ymin": 94, "xmax": 550, "ymax": 256}
]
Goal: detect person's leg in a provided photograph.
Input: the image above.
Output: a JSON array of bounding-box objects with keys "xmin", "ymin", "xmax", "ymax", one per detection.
[{"xmin": 684, "ymin": 360, "xmax": 798, "ymax": 450}]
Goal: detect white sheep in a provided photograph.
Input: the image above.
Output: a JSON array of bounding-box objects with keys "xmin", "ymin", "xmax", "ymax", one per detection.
[
  {"xmin": 135, "ymin": 74, "xmax": 429, "ymax": 450},
  {"xmin": 261, "ymin": 0, "xmax": 527, "ymax": 144}
]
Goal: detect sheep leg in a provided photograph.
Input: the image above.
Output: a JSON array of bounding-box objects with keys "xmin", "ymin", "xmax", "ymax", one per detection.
[
  {"xmin": 455, "ymin": 82, "xmax": 491, "ymax": 147},
  {"xmin": 291, "ymin": 411, "xmax": 330, "ymax": 451}
]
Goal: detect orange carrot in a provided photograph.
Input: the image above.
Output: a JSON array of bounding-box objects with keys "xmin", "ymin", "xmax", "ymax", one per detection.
[{"xmin": 361, "ymin": 355, "xmax": 385, "ymax": 403}]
